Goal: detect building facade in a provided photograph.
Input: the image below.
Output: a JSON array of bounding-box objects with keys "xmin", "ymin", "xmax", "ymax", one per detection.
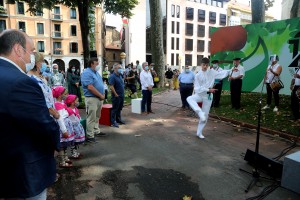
[{"xmin": 0, "ymin": 1, "xmax": 105, "ymax": 73}]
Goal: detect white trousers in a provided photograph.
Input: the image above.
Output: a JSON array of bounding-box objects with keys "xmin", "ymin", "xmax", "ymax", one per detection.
[{"xmin": 187, "ymin": 93, "xmax": 213, "ymax": 137}]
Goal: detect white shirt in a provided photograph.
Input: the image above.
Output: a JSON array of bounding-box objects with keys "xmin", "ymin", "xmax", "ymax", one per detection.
[
  {"xmin": 194, "ymin": 68, "xmax": 230, "ymax": 95},
  {"xmin": 266, "ymin": 63, "xmax": 281, "ymax": 83},
  {"xmin": 140, "ymin": 70, "xmax": 154, "ymax": 90},
  {"xmin": 230, "ymin": 65, "xmax": 245, "ymax": 79},
  {"xmin": 295, "ymin": 68, "xmax": 300, "ymax": 86}
]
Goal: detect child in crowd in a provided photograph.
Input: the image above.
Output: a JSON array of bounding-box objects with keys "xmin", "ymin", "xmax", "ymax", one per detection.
[
  {"xmin": 52, "ymin": 86, "xmax": 75, "ymax": 168},
  {"xmin": 104, "ymin": 79, "xmax": 109, "ymax": 103},
  {"xmin": 65, "ymin": 94, "xmax": 85, "ymax": 159}
]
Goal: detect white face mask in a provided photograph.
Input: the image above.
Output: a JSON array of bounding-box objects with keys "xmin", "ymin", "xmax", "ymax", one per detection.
[
  {"xmin": 25, "ymin": 54, "xmax": 35, "ymax": 72},
  {"xmin": 95, "ymin": 65, "xmax": 101, "ymax": 71}
]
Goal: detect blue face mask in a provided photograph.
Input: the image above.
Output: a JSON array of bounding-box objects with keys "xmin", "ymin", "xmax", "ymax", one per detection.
[
  {"xmin": 185, "ymin": 69, "xmax": 190, "ymax": 73},
  {"xmin": 40, "ymin": 63, "xmax": 47, "ymax": 73},
  {"xmin": 117, "ymin": 68, "xmax": 123, "ymax": 74},
  {"xmin": 145, "ymin": 66, "xmax": 149, "ymax": 71},
  {"xmin": 45, "ymin": 68, "xmax": 50, "ymax": 73}
]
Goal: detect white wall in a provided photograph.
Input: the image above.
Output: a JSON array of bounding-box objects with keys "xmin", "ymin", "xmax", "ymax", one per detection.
[{"xmin": 127, "ymin": 0, "xmax": 147, "ymax": 65}]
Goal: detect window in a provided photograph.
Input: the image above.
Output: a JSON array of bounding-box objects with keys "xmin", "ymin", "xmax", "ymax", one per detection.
[
  {"xmin": 171, "ymin": 37, "xmax": 174, "ymax": 50},
  {"xmin": 197, "ymin": 25, "xmax": 205, "ymax": 37},
  {"xmin": 185, "ymin": 39, "xmax": 193, "ymax": 51},
  {"xmin": 0, "ymin": 0, "xmax": 3, "ymax": 6},
  {"xmin": 35, "ymin": 8, "xmax": 43, "ymax": 16},
  {"xmin": 171, "ymin": 21, "xmax": 175, "ymax": 33},
  {"xmin": 186, "ymin": 7, "xmax": 194, "ymax": 20},
  {"xmin": 176, "ymin": 5, "xmax": 180, "ymax": 18},
  {"xmin": 37, "ymin": 41, "xmax": 45, "ymax": 52},
  {"xmin": 37, "ymin": 23, "xmax": 44, "ymax": 35},
  {"xmin": 171, "ymin": 4, "xmax": 175, "ymax": 17},
  {"xmin": 70, "ymin": 42, "xmax": 78, "ymax": 53},
  {"xmin": 197, "ymin": 55, "xmax": 204, "ymax": 66},
  {"xmin": 185, "ymin": 23, "xmax": 193, "ymax": 36},
  {"xmin": 176, "ymin": 22, "xmax": 180, "ymax": 34},
  {"xmin": 53, "ymin": 6, "xmax": 61, "ymax": 19},
  {"xmin": 176, "ymin": 38, "xmax": 179, "ymax": 50},
  {"xmin": 176, "ymin": 53, "xmax": 179, "ymax": 65},
  {"xmin": 70, "ymin": 8, "xmax": 76, "ymax": 19},
  {"xmin": 220, "ymin": 14, "xmax": 226, "ymax": 26},
  {"xmin": 198, "ymin": 9, "xmax": 205, "ymax": 22},
  {"xmin": 197, "ymin": 40, "xmax": 205, "ymax": 52},
  {"xmin": 208, "ymin": 41, "xmax": 211, "ymax": 53},
  {"xmin": 53, "ymin": 42, "xmax": 62, "ymax": 54},
  {"xmin": 209, "ymin": 11, "xmax": 216, "ymax": 24},
  {"xmin": 71, "ymin": 25, "xmax": 77, "ymax": 36},
  {"xmin": 171, "ymin": 53, "xmax": 174, "ymax": 65},
  {"xmin": 18, "ymin": 21, "xmax": 26, "ymax": 32},
  {"xmin": 54, "ymin": 24, "xmax": 61, "ymax": 37},
  {"xmin": 17, "ymin": 2, "xmax": 24, "ymax": 15},
  {"xmin": 185, "ymin": 54, "xmax": 192, "ymax": 66},
  {"xmin": 0, "ymin": 20, "xmax": 6, "ymax": 33}
]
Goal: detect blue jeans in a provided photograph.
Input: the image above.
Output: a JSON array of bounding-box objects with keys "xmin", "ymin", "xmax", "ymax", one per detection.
[
  {"xmin": 141, "ymin": 90, "xmax": 152, "ymax": 112},
  {"xmin": 111, "ymin": 95, "xmax": 124, "ymax": 123}
]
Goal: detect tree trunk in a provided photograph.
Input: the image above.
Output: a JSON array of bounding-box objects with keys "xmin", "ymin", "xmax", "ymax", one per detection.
[
  {"xmin": 78, "ymin": 0, "xmax": 90, "ymax": 68},
  {"xmin": 251, "ymin": 0, "xmax": 265, "ymax": 23},
  {"xmin": 290, "ymin": 0, "xmax": 300, "ymax": 18},
  {"xmin": 149, "ymin": 0, "xmax": 165, "ymax": 88}
]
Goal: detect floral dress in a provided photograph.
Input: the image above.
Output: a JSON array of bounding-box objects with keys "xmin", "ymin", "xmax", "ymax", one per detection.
[{"xmin": 66, "ymin": 107, "xmax": 85, "ymax": 143}]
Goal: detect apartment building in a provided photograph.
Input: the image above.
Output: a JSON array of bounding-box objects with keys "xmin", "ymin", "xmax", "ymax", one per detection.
[
  {"xmin": 227, "ymin": 0, "xmax": 274, "ymax": 26},
  {"xmin": 0, "ymin": 1, "xmax": 105, "ymax": 72}
]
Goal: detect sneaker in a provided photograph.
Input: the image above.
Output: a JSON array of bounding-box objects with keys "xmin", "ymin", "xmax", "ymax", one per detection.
[
  {"xmin": 95, "ymin": 132, "xmax": 107, "ymax": 137},
  {"xmin": 111, "ymin": 122, "xmax": 119, "ymax": 128},
  {"xmin": 273, "ymin": 107, "xmax": 278, "ymax": 112},
  {"xmin": 86, "ymin": 137, "xmax": 98, "ymax": 143},
  {"xmin": 197, "ymin": 111, "xmax": 206, "ymax": 122},
  {"xmin": 198, "ymin": 135, "xmax": 205, "ymax": 139},
  {"xmin": 262, "ymin": 105, "xmax": 270, "ymax": 110}
]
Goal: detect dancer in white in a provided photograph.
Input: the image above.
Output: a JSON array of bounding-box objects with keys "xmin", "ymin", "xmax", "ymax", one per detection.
[{"xmin": 187, "ymin": 57, "xmax": 230, "ymax": 139}]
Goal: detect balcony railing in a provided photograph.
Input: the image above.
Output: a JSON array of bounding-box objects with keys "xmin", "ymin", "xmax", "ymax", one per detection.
[
  {"xmin": 53, "ymin": 49, "xmax": 63, "ymax": 55},
  {"xmin": 52, "ymin": 31, "xmax": 63, "ymax": 38},
  {"xmin": 0, "ymin": 7, "xmax": 8, "ymax": 17},
  {"xmin": 51, "ymin": 13, "xmax": 63, "ymax": 21}
]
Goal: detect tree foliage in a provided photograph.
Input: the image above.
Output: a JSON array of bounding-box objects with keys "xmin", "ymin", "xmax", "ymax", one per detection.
[{"xmin": 6, "ymin": 0, "xmax": 138, "ymax": 68}]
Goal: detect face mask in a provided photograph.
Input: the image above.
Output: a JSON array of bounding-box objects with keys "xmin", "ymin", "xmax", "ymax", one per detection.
[
  {"xmin": 24, "ymin": 54, "xmax": 35, "ymax": 73},
  {"xmin": 40, "ymin": 63, "xmax": 47, "ymax": 73},
  {"xmin": 75, "ymin": 102, "xmax": 79, "ymax": 107},
  {"xmin": 95, "ymin": 65, "xmax": 101, "ymax": 71},
  {"xmin": 213, "ymin": 64, "xmax": 217, "ymax": 68},
  {"xmin": 72, "ymin": 68, "xmax": 76, "ymax": 72},
  {"xmin": 133, "ymin": 69, "xmax": 136, "ymax": 72},
  {"xmin": 185, "ymin": 69, "xmax": 190, "ymax": 73},
  {"xmin": 53, "ymin": 69, "xmax": 58, "ymax": 73},
  {"xmin": 151, "ymin": 67, "xmax": 154, "ymax": 70},
  {"xmin": 118, "ymin": 68, "xmax": 123, "ymax": 74},
  {"xmin": 145, "ymin": 66, "xmax": 149, "ymax": 71},
  {"xmin": 45, "ymin": 68, "xmax": 50, "ymax": 72}
]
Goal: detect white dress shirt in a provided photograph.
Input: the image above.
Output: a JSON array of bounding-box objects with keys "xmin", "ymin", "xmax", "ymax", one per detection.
[
  {"xmin": 230, "ymin": 65, "xmax": 245, "ymax": 79},
  {"xmin": 140, "ymin": 70, "xmax": 154, "ymax": 90}
]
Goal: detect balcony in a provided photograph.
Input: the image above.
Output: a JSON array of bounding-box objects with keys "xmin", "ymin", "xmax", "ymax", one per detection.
[
  {"xmin": 53, "ymin": 48, "xmax": 63, "ymax": 55},
  {"xmin": 0, "ymin": 6, "xmax": 8, "ymax": 17},
  {"xmin": 51, "ymin": 13, "xmax": 63, "ymax": 21},
  {"xmin": 52, "ymin": 31, "xmax": 63, "ymax": 39}
]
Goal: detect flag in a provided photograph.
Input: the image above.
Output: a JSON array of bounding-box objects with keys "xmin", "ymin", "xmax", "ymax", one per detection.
[{"xmin": 120, "ymin": 17, "xmax": 128, "ymax": 40}]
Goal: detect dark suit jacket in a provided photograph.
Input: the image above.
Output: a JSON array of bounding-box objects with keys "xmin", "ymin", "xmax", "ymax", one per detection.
[{"xmin": 0, "ymin": 58, "xmax": 60, "ymax": 198}]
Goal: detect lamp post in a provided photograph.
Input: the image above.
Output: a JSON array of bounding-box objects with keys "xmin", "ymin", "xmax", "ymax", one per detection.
[{"xmin": 120, "ymin": 52, "xmax": 126, "ymax": 69}]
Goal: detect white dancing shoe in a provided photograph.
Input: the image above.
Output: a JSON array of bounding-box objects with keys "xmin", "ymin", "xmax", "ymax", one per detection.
[
  {"xmin": 198, "ymin": 134, "xmax": 205, "ymax": 139},
  {"xmin": 262, "ymin": 105, "xmax": 270, "ymax": 110},
  {"xmin": 198, "ymin": 111, "xmax": 206, "ymax": 122}
]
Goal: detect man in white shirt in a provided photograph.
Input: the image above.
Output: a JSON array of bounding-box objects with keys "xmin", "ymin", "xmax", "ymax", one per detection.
[
  {"xmin": 229, "ymin": 57, "xmax": 245, "ymax": 109},
  {"xmin": 140, "ymin": 61, "xmax": 154, "ymax": 115},
  {"xmin": 187, "ymin": 57, "xmax": 230, "ymax": 139}
]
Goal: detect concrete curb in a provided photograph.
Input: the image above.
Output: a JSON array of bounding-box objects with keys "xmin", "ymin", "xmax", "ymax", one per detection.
[{"xmin": 209, "ymin": 114, "xmax": 300, "ymax": 142}]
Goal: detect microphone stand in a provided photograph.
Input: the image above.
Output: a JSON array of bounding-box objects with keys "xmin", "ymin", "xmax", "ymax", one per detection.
[{"xmin": 239, "ymin": 75, "xmax": 274, "ymax": 193}]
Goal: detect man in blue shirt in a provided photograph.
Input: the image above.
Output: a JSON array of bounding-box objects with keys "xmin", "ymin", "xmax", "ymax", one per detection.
[
  {"xmin": 81, "ymin": 58, "xmax": 106, "ymax": 142},
  {"xmin": 109, "ymin": 63, "xmax": 125, "ymax": 128},
  {"xmin": 178, "ymin": 65, "xmax": 195, "ymax": 109}
]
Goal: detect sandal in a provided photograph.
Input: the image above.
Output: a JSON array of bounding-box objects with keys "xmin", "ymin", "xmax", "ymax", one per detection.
[{"xmin": 59, "ymin": 162, "xmax": 73, "ymax": 168}]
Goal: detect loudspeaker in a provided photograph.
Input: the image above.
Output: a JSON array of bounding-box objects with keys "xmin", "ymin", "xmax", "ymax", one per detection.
[
  {"xmin": 90, "ymin": 50, "xmax": 97, "ymax": 58},
  {"xmin": 244, "ymin": 149, "xmax": 283, "ymax": 179}
]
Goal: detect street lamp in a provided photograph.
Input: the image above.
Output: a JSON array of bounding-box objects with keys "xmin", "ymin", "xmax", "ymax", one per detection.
[{"xmin": 120, "ymin": 52, "xmax": 126, "ymax": 69}]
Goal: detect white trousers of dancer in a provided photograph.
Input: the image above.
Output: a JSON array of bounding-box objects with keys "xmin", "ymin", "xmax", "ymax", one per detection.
[{"xmin": 187, "ymin": 93, "xmax": 213, "ymax": 138}]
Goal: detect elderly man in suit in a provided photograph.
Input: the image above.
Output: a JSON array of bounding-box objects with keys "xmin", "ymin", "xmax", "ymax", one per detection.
[{"xmin": 0, "ymin": 30, "xmax": 60, "ymax": 199}]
